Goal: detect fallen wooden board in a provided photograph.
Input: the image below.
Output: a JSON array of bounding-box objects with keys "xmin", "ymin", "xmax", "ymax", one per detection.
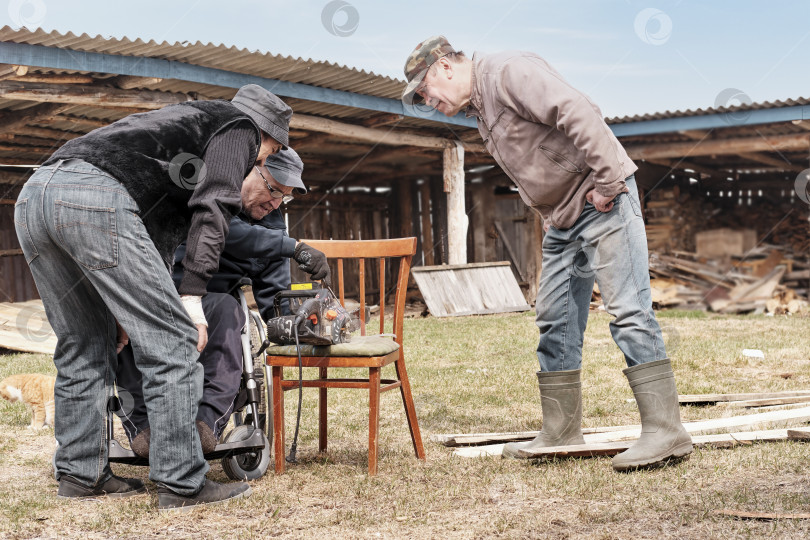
[
  {"xmin": 454, "ymin": 429, "xmax": 792, "ymax": 459},
  {"xmin": 718, "ymin": 396, "xmax": 810, "ymax": 408},
  {"xmin": 432, "ymin": 424, "xmax": 641, "ymax": 447},
  {"xmin": 711, "ymin": 509, "xmax": 810, "ymax": 521},
  {"xmin": 411, "ymin": 262, "xmax": 531, "ymax": 317},
  {"xmin": 679, "ymin": 390, "xmax": 810, "ymax": 405},
  {"xmin": 453, "ymin": 407, "xmax": 810, "ymax": 457},
  {"xmin": 0, "ymin": 300, "xmax": 57, "ymax": 355},
  {"xmin": 787, "ymin": 429, "xmax": 810, "ymax": 440}
]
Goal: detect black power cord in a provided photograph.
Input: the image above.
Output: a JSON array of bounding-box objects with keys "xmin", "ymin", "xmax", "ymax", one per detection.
[{"xmin": 286, "ymin": 316, "xmax": 304, "ymax": 463}]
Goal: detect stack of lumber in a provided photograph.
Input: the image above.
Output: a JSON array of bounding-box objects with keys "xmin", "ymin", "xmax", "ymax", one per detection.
[
  {"xmin": 434, "ymin": 390, "xmax": 810, "ymax": 459},
  {"xmin": 645, "ymin": 251, "xmax": 807, "ymax": 313}
]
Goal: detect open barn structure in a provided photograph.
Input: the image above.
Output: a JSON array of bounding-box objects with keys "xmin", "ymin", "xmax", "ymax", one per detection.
[{"xmin": 1, "ymin": 27, "xmax": 808, "ymax": 305}]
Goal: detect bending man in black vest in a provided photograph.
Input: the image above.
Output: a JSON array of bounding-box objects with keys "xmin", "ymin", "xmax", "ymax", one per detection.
[
  {"xmin": 14, "ymin": 84, "xmax": 293, "ymax": 512},
  {"xmin": 116, "ymin": 148, "xmax": 330, "ymax": 457}
]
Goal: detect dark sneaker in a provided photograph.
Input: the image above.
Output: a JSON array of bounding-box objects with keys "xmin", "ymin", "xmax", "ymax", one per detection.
[
  {"xmin": 157, "ymin": 479, "xmax": 251, "ymax": 513},
  {"xmin": 58, "ymin": 474, "xmax": 147, "ymax": 499},
  {"xmin": 130, "ymin": 427, "xmax": 151, "ymax": 458},
  {"xmin": 196, "ymin": 421, "xmax": 218, "ymax": 454}
]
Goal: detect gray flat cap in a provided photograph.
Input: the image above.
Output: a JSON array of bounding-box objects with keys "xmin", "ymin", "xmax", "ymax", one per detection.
[
  {"xmin": 265, "ymin": 147, "xmax": 306, "ymax": 194},
  {"xmin": 231, "ymin": 84, "xmax": 292, "ymax": 148}
]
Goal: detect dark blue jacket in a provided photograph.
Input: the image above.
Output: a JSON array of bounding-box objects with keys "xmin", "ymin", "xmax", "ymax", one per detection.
[{"xmin": 173, "ymin": 209, "xmax": 297, "ymax": 320}]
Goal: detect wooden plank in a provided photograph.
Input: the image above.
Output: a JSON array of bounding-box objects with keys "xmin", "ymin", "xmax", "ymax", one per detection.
[
  {"xmin": 433, "ymin": 424, "xmax": 642, "ymax": 447},
  {"xmin": 679, "ymin": 390, "xmax": 810, "ymax": 405},
  {"xmin": 453, "ymin": 407, "xmax": 810, "ymax": 457},
  {"xmin": 787, "ymin": 429, "xmax": 810, "ymax": 440},
  {"xmin": 718, "ymin": 396, "xmax": 810, "ymax": 408},
  {"xmin": 711, "ymin": 509, "xmax": 810, "ymax": 521},
  {"xmin": 454, "ymin": 429, "xmax": 793, "ymax": 458},
  {"xmin": 411, "ymin": 263, "xmax": 530, "ymax": 317},
  {"xmin": 0, "ymin": 299, "xmax": 57, "ymax": 354},
  {"xmin": 419, "ymin": 181, "xmax": 434, "ymax": 266}
]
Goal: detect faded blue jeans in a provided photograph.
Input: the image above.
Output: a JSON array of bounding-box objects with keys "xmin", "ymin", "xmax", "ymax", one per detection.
[
  {"xmin": 536, "ymin": 175, "xmax": 666, "ymax": 371},
  {"xmin": 14, "ymin": 159, "xmax": 207, "ymax": 495}
]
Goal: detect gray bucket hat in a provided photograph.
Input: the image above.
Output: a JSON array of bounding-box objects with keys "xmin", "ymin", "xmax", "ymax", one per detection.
[
  {"xmin": 231, "ymin": 84, "xmax": 292, "ymax": 148},
  {"xmin": 265, "ymin": 147, "xmax": 306, "ymax": 195}
]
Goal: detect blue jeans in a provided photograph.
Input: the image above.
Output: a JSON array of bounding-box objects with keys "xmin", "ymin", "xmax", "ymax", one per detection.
[
  {"xmin": 536, "ymin": 175, "xmax": 666, "ymax": 371},
  {"xmin": 14, "ymin": 159, "xmax": 207, "ymax": 495}
]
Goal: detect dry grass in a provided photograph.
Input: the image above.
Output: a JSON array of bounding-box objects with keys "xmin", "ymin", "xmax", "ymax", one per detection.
[{"xmin": 2, "ymin": 310, "xmax": 810, "ymax": 539}]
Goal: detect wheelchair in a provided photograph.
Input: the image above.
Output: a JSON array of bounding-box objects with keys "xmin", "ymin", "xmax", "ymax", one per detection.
[{"xmin": 108, "ymin": 278, "xmax": 273, "ymax": 480}]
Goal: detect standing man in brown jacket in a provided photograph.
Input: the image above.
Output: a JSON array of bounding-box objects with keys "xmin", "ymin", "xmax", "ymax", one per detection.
[{"xmin": 402, "ymin": 36, "xmax": 692, "ymax": 471}]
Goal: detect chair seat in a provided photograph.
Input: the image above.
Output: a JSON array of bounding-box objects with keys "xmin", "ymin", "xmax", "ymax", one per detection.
[{"xmin": 266, "ymin": 335, "xmax": 399, "ymax": 358}]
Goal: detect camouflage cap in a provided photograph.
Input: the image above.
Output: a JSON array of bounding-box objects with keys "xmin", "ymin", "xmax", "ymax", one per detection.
[{"xmin": 402, "ymin": 35, "xmax": 456, "ymax": 101}]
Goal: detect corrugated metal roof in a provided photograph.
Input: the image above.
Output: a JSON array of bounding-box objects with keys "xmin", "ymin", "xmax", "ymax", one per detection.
[
  {"xmin": 0, "ymin": 26, "xmax": 405, "ymax": 99},
  {"xmin": 607, "ymin": 97, "xmax": 810, "ymax": 124}
]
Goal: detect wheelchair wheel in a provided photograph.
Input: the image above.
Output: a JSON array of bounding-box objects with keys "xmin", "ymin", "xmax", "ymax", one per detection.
[{"xmin": 221, "ymin": 425, "xmax": 270, "ymax": 481}]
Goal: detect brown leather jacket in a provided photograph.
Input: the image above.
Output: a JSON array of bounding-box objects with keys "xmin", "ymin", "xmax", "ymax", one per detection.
[{"xmin": 466, "ymin": 51, "xmax": 637, "ymax": 230}]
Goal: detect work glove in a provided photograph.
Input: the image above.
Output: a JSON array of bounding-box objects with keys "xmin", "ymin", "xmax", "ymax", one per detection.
[{"xmin": 293, "ymin": 242, "xmax": 331, "ymax": 286}]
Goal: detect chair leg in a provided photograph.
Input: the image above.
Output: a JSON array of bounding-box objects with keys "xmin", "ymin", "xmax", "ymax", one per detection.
[
  {"xmin": 272, "ymin": 366, "xmax": 285, "ymax": 474},
  {"xmin": 394, "ymin": 353, "xmax": 426, "ymax": 460},
  {"xmin": 319, "ymin": 367, "xmax": 327, "ymax": 453},
  {"xmin": 368, "ymin": 366, "xmax": 381, "ymax": 476}
]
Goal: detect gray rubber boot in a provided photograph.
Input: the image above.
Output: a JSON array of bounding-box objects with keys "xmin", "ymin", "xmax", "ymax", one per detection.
[
  {"xmin": 612, "ymin": 359, "xmax": 693, "ymax": 471},
  {"xmin": 502, "ymin": 369, "xmax": 586, "ymax": 459}
]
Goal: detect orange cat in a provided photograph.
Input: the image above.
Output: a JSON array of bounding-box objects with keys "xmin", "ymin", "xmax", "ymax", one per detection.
[{"xmin": 0, "ymin": 373, "xmax": 55, "ymax": 430}]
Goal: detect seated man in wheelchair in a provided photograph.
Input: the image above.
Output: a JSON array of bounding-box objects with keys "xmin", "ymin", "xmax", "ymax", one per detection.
[{"xmin": 115, "ymin": 147, "xmax": 330, "ymax": 457}]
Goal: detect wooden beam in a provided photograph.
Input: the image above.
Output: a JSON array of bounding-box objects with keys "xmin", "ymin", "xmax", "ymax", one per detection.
[
  {"xmin": 678, "ymin": 129, "xmax": 805, "ymax": 172},
  {"xmin": 0, "ymin": 103, "xmax": 73, "ymax": 132},
  {"xmin": 792, "ymin": 119, "xmax": 810, "ymax": 131},
  {"xmin": 361, "ymin": 113, "xmax": 404, "ymax": 128},
  {"xmin": 291, "ymin": 113, "xmax": 486, "ymax": 153},
  {"xmin": 444, "ymin": 141, "xmax": 467, "ymax": 265},
  {"xmin": 626, "ymin": 133, "xmax": 810, "ymax": 160},
  {"xmin": 108, "ymin": 75, "xmax": 164, "ymax": 90},
  {"xmin": 0, "ymin": 81, "xmax": 190, "ymax": 109},
  {"xmin": 646, "ymin": 158, "xmax": 719, "ymax": 177},
  {"xmin": 36, "ymin": 115, "xmax": 111, "ymax": 130},
  {"xmin": 0, "ymin": 126, "xmax": 81, "ymax": 142},
  {"xmin": 0, "ymin": 142, "xmax": 54, "ymax": 154},
  {"xmin": 0, "ymin": 64, "xmax": 27, "ymax": 81},
  {"xmin": 739, "ymin": 152, "xmax": 805, "ymax": 172},
  {"xmin": 10, "ymin": 73, "xmax": 94, "ymax": 84}
]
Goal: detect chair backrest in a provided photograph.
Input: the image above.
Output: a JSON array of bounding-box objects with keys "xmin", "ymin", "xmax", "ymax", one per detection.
[{"xmin": 299, "ymin": 238, "xmax": 417, "ymax": 346}]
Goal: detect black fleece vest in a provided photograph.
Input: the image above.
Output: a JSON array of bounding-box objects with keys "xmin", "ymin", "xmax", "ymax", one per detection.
[{"xmin": 46, "ymin": 100, "xmax": 260, "ymax": 264}]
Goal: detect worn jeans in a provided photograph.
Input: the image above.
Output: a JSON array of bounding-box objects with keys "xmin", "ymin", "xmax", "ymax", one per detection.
[
  {"xmin": 14, "ymin": 159, "xmax": 207, "ymax": 495},
  {"xmin": 117, "ymin": 292, "xmax": 245, "ymax": 441},
  {"xmin": 536, "ymin": 175, "xmax": 666, "ymax": 371}
]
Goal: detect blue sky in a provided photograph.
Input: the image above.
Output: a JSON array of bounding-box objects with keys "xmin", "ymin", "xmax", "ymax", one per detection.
[{"xmin": 2, "ymin": 0, "xmax": 808, "ymax": 118}]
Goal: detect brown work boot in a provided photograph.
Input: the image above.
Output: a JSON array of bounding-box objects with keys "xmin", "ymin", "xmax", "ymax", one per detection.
[{"xmin": 157, "ymin": 479, "xmax": 251, "ymax": 513}]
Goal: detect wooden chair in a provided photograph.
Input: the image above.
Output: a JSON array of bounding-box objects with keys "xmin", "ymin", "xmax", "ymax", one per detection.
[{"xmin": 265, "ymin": 237, "xmax": 425, "ymax": 475}]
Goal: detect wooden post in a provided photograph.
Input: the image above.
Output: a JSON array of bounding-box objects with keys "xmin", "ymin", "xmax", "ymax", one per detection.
[
  {"xmin": 419, "ymin": 180, "xmax": 434, "ymax": 266},
  {"xmin": 529, "ymin": 212, "xmax": 544, "ymax": 303},
  {"xmin": 444, "ymin": 141, "xmax": 467, "ymax": 265}
]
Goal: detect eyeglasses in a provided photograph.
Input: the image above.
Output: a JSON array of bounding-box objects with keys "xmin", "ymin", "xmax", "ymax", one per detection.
[{"xmin": 255, "ymin": 166, "xmax": 294, "ymax": 204}]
